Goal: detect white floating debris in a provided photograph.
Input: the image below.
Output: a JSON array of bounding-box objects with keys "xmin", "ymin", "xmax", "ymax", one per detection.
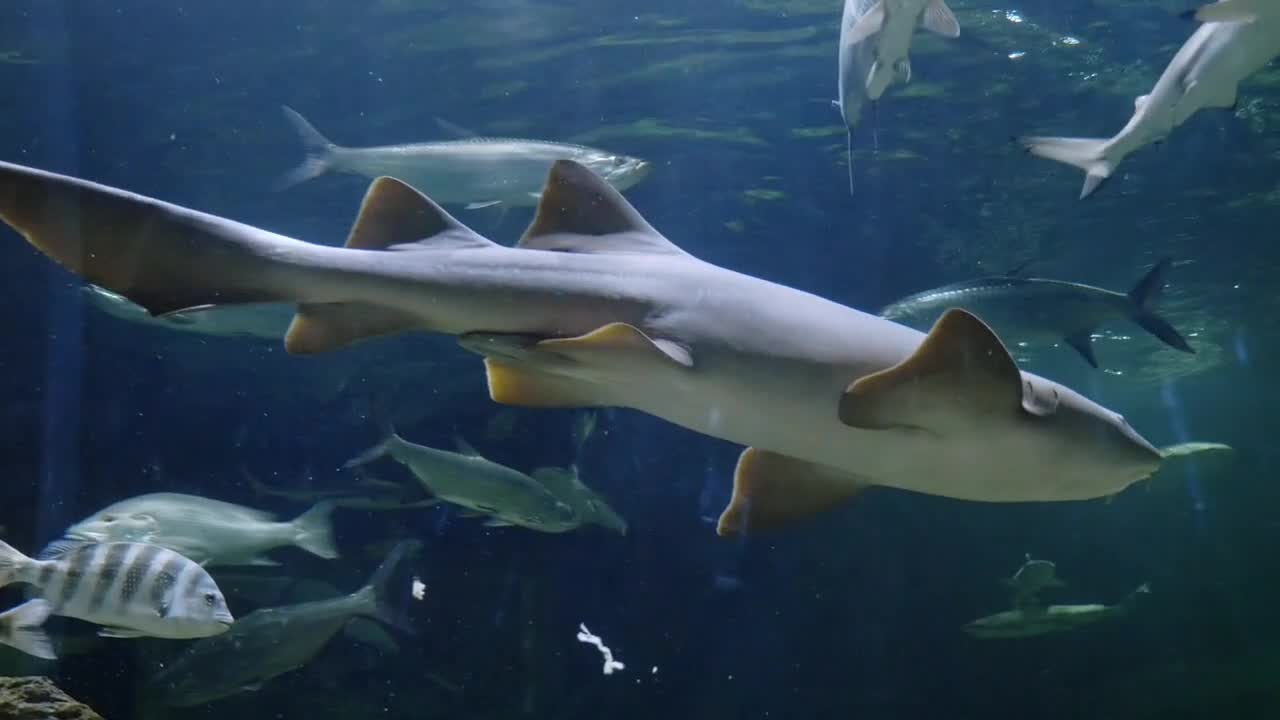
[
  {"xmin": 576, "ymin": 623, "xmax": 625, "ymax": 675},
  {"xmin": 1008, "ymin": 51, "xmax": 1026, "ymax": 60},
  {"xmin": 1005, "ymin": 10, "xmax": 1024, "ymax": 23},
  {"xmin": 411, "ymin": 577, "xmax": 426, "ymax": 601},
  {"xmin": 1059, "ymin": 36, "xmax": 1080, "ymax": 46}
]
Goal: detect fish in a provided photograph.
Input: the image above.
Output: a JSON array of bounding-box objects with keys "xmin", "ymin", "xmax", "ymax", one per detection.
[
  {"xmin": 1001, "ymin": 554, "xmax": 1066, "ymax": 609},
  {"xmin": 1185, "ymin": 0, "xmax": 1278, "ymax": 23},
  {"xmin": 278, "ymin": 106, "xmax": 652, "ymax": 209},
  {"xmin": 0, "ymin": 159, "xmax": 1168, "ymax": 539},
  {"xmin": 0, "ymin": 600, "xmax": 55, "ymax": 660},
  {"xmin": 0, "ymin": 540, "xmax": 233, "ymax": 640},
  {"xmin": 81, "ymin": 284, "xmax": 293, "ymax": 340},
  {"xmin": 61, "ymin": 492, "xmax": 339, "ymax": 567},
  {"xmin": 836, "ymin": 0, "xmax": 881, "ymax": 193},
  {"xmin": 879, "ymin": 259, "xmax": 1194, "ymax": 368},
  {"xmin": 244, "ymin": 468, "xmax": 439, "ymax": 512},
  {"xmin": 150, "ymin": 542, "xmax": 410, "ymax": 707},
  {"xmin": 530, "ymin": 465, "xmax": 628, "ymax": 535},
  {"xmin": 963, "ymin": 584, "xmax": 1150, "ymax": 639},
  {"xmin": 844, "ymin": 0, "xmax": 960, "ymax": 100},
  {"xmin": 345, "ymin": 433, "xmax": 579, "ymax": 533},
  {"xmin": 1017, "ymin": 15, "xmax": 1280, "ymax": 199}
]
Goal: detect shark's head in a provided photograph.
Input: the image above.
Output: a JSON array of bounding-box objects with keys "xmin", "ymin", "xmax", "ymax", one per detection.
[{"xmin": 579, "ymin": 152, "xmax": 652, "ymax": 192}]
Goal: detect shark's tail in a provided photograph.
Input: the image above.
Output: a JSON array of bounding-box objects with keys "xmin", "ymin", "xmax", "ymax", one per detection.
[
  {"xmin": 290, "ymin": 501, "xmax": 339, "ymax": 559},
  {"xmin": 1015, "ymin": 135, "xmax": 1124, "ymax": 199},
  {"xmin": 0, "ymin": 600, "xmax": 55, "ymax": 661},
  {"xmin": 277, "ymin": 105, "xmax": 340, "ymax": 191},
  {"xmin": 1125, "ymin": 258, "xmax": 1195, "ymax": 354}
]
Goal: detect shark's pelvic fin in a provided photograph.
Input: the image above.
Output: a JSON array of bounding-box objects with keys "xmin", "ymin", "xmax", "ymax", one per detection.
[
  {"xmin": 285, "ymin": 177, "xmax": 494, "ymax": 354},
  {"xmin": 483, "ymin": 358, "xmax": 607, "ymax": 408},
  {"xmin": 839, "ymin": 309, "xmax": 1035, "ymax": 431},
  {"xmin": 716, "ymin": 447, "xmax": 870, "ymax": 537}
]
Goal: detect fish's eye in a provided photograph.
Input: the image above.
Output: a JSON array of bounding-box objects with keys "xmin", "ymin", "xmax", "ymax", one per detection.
[
  {"xmin": 102, "ymin": 515, "xmax": 115, "ymax": 523},
  {"xmin": 204, "ymin": 592, "xmax": 217, "ymax": 607}
]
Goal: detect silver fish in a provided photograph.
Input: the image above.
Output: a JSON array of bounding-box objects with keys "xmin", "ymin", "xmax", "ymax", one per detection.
[
  {"xmin": 345, "ymin": 433, "xmax": 577, "ymax": 533},
  {"xmin": 63, "ymin": 492, "xmax": 338, "ymax": 567},
  {"xmin": 0, "ymin": 160, "xmax": 1167, "ymax": 541},
  {"xmin": 278, "ymin": 106, "xmax": 651, "ymax": 209},
  {"xmin": 879, "ymin": 259, "xmax": 1194, "ymax": 368},
  {"xmin": 81, "ymin": 285, "xmax": 292, "ymax": 340},
  {"xmin": 1001, "ymin": 554, "xmax": 1066, "ymax": 609},
  {"xmin": 244, "ymin": 468, "xmax": 440, "ymax": 512},
  {"xmin": 0, "ymin": 540, "xmax": 233, "ymax": 640},
  {"xmin": 1018, "ymin": 14, "xmax": 1280, "ymax": 198},
  {"xmin": 150, "ymin": 543, "xmax": 409, "ymax": 707},
  {"xmin": 964, "ymin": 584, "xmax": 1150, "ymax": 639},
  {"xmin": 0, "ymin": 600, "xmax": 55, "ymax": 660},
  {"xmin": 843, "ymin": 0, "xmax": 960, "ymax": 100},
  {"xmin": 531, "ymin": 465, "xmax": 628, "ymax": 535}
]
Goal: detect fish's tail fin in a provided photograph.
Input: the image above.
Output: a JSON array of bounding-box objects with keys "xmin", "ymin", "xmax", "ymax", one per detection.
[
  {"xmin": 0, "ymin": 600, "xmax": 55, "ymax": 660},
  {"xmin": 351, "ymin": 540, "xmax": 420, "ymax": 633},
  {"xmin": 343, "ymin": 427, "xmax": 404, "ymax": 470},
  {"xmin": 1120, "ymin": 582, "xmax": 1152, "ymax": 613},
  {"xmin": 1015, "ymin": 136, "xmax": 1121, "ymax": 199},
  {"xmin": 276, "ymin": 105, "xmax": 340, "ymax": 190},
  {"xmin": 1126, "ymin": 258, "xmax": 1195, "ymax": 354},
  {"xmin": 291, "ymin": 501, "xmax": 339, "ymax": 559},
  {"xmin": 0, "ymin": 539, "xmax": 32, "ymax": 588}
]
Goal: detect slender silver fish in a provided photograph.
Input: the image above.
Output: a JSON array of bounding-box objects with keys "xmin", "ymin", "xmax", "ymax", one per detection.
[
  {"xmin": 0, "ymin": 540, "xmax": 233, "ymax": 640},
  {"xmin": 964, "ymin": 584, "xmax": 1150, "ymax": 639},
  {"xmin": 0, "ymin": 159, "xmax": 1167, "ymax": 541},
  {"xmin": 278, "ymin": 106, "xmax": 651, "ymax": 209}
]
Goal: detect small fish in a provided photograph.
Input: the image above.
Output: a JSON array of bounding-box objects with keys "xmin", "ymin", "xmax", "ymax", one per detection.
[
  {"xmin": 81, "ymin": 285, "xmax": 292, "ymax": 340},
  {"xmin": 278, "ymin": 106, "xmax": 652, "ymax": 209},
  {"xmin": 879, "ymin": 259, "xmax": 1194, "ymax": 368},
  {"xmin": 836, "ymin": 0, "xmax": 881, "ymax": 193},
  {"xmin": 844, "ymin": 0, "xmax": 960, "ymax": 99},
  {"xmin": 150, "ymin": 542, "xmax": 410, "ymax": 707},
  {"xmin": 345, "ymin": 433, "xmax": 578, "ymax": 533},
  {"xmin": 1001, "ymin": 554, "xmax": 1066, "ymax": 609},
  {"xmin": 963, "ymin": 584, "xmax": 1150, "ymax": 639},
  {"xmin": 0, "ymin": 600, "xmax": 55, "ymax": 660},
  {"xmin": 0, "ymin": 540, "xmax": 233, "ymax": 640},
  {"xmin": 1018, "ymin": 15, "xmax": 1280, "ymax": 198},
  {"xmin": 531, "ymin": 465, "xmax": 628, "ymax": 535},
  {"xmin": 62, "ymin": 492, "xmax": 338, "ymax": 567}
]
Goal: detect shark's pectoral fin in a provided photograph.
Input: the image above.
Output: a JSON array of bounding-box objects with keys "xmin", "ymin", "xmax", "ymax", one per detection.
[
  {"xmin": 717, "ymin": 448, "xmax": 870, "ymax": 537},
  {"xmin": 845, "ymin": 2, "xmax": 885, "ymax": 46},
  {"xmin": 284, "ymin": 176, "xmax": 496, "ymax": 354},
  {"xmin": 535, "ymin": 323, "xmax": 694, "ymax": 369},
  {"xmin": 921, "ymin": 0, "xmax": 961, "ymax": 37},
  {"xmin": 838, "ymin": 309, "xmax": 1040, "ymax": 431}
]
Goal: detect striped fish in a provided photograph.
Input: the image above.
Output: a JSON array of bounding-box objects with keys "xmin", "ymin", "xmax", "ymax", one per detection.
[
  {"xmin": 0, "ymin": 599, "xmax": 55, "ymax": 660},
  {"xmin": 0, "ymin": 539, "xmax": 233, "ymax": 640}
]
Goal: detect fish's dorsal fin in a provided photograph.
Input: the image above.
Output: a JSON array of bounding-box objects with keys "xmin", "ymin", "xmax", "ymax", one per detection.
[
  {"xmin": 37, "ymin": 539, "xmax": 89, "ymax": 561},
  {"xmin": 717, "ymin": 447, "xmax": 871, "ymax": 537},
  {"xmin": 453, "ymin": 435, "xmax": 483, "ymax": 457},
  {"xmin": 531, "ymin": 467, "xmax": 575, "ymax": 495},
  {"xmin": 435, "ymin": 117, "xmax": 479, "ymax": 139},
  {"xmin": 345, "ymin": 177, "xmax": 494, "ymax": 252},
  {"xmin": 839, "ymin": 309, "xmax": 1040, "ymax": 431},
  {"xmin": 518, "ymin": 160, "xmax": 688, "ymax": 257}
]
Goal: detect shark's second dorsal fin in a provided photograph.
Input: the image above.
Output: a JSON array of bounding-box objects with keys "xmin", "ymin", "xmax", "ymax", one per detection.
[
  {"xmin": 345, "ymin": 177, "xmax": 494, "ymax": 251},
  {"xmin": 517, "ymin": 160, "xmax": 688, "ymax": 256}
]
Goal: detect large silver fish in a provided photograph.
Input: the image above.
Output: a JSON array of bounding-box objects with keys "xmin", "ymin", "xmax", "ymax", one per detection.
[
  {"xmin": 62, "ymin": 492, "xmax": 339, "ymax": 567},
  {"xmin": 964, "ymin": 584, "xmax": 1150, "ymax": 639},
  {"xmin": 1018, "ymin": 12, "xmax": 1280, "ymax": 198},
  {"xmin": 82, "ymin": 284, "xmax": 292, "ymax": 340},
  {"xmin": 0, "ymin": 159, "xmax": 1168, "ymax": 540},
  {"xmin": 345, "ymin": 433, "xmax": 578, "ymax": 533},
  {"xmin": 0, "ymin": 540, "xmax": 233, "ymax": 641},
  {"xmin": 879, "ymin": 259, "xmax": 1194, "ymax": 368},
  {"xmin": 279, "ymin": 106, "xmax": 651, "ymax": 209},
  {"xmin": 150, "ymin": 543, "xmax": 409, "ymax": 707}
]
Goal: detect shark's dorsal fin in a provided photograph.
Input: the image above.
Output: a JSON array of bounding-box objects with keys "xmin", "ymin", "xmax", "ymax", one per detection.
[
  {"xmin": 838, "ymin": 309, "xmax": 1040, "ymax": 431},
  {"xmin": 453, "ymin": 435, "xmax": 482, "ymax": 457},
  {"xmin": 345, "ymin": 177, "xmax": 494, "ymax": 251},
  {"xmin": 716, "ymin": 447, "xmax": 870, "ymax": 537},
  {"xmin": 517, "ymin": 160, "xmax": 688, "ymax": 256}
]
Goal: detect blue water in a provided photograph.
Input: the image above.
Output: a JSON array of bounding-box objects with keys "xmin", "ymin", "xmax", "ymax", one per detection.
[{"xmin": 1, "ymin": 1, "xmax": 1278, "ymax": 717}]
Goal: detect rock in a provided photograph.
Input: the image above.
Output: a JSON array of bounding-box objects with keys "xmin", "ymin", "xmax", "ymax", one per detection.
[{"xmin": 0, "ymin": 676, "xmax": 103, "ymax": 720}]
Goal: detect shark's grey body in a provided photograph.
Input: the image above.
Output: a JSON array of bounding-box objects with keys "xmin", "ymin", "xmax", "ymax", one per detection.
[
  {"xmin": 0, "ymin": 159, "xmax": 1166, "ymax": 536},
  {"xmin": 1019, "ymin": 14, "xmax": 1280, "ymax": 198}
]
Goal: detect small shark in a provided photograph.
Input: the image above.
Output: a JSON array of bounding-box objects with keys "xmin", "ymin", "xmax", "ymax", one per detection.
[
  {"xmin": 1018, "ymin": 13, "xmax": 1280, "ymax": 198},
  {"xmin": 964, "ymin": 584, "xmax": 1150, "ymax": 639},
  {"xmin": 0, "ymin": 159, "xmax": 1169, "ymax": 537},
  {"xmin": 879, "ymin": 260, "xmax": 1194, "ymax": 368},
  {"xmin": 836, "ymin": 0, "xmax": 882, "ymax": 193},
  {"xmin": 1001, "ymin": 554, "xmax": 1066, "ymax": 609},
  {"xmin": 844, "ymin": 0, "xmax": 960, "ymax": 100},
  {"xmin": 278, "ymin": 106, "xmax": 652, "ymax": 210}
]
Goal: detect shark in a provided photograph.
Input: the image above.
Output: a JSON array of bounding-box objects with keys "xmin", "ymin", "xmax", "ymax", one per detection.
[
  {"xmin": 1018, "ymin": 11, "xmax": 1280, "ymax": 199},
  {"xmin": 0, "ymin": 158, "xmax": 1167, "ymax": 537}
]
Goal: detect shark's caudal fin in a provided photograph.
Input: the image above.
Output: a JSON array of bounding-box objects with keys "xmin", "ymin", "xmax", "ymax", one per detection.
[
  {"xmin": 0, "ymin": 600, "xmax": 55, "ymax": 661},
  {"xmin": 290, "ymin": 501, "xmax": 339, "ymax": 559},
  {"xmin": 1015, "ymin": 136, "xmax": 1120, "ymax": 199},
  {"xmin": 277, "ymin": 106, "xmax": 340, "ymax": 190},
  {"xmin": 1126, "ymin": 258, "xmax": 1195, "ymax": 354}
]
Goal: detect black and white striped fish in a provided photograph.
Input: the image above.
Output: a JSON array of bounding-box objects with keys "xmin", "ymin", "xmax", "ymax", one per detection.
[
  {"xmin": 0, "ymin": 540, "xmax": 234, "ymax": 641},
  {"xmin": 0, "ymin": 599, "xmax": 55, "ymax": 660}
]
